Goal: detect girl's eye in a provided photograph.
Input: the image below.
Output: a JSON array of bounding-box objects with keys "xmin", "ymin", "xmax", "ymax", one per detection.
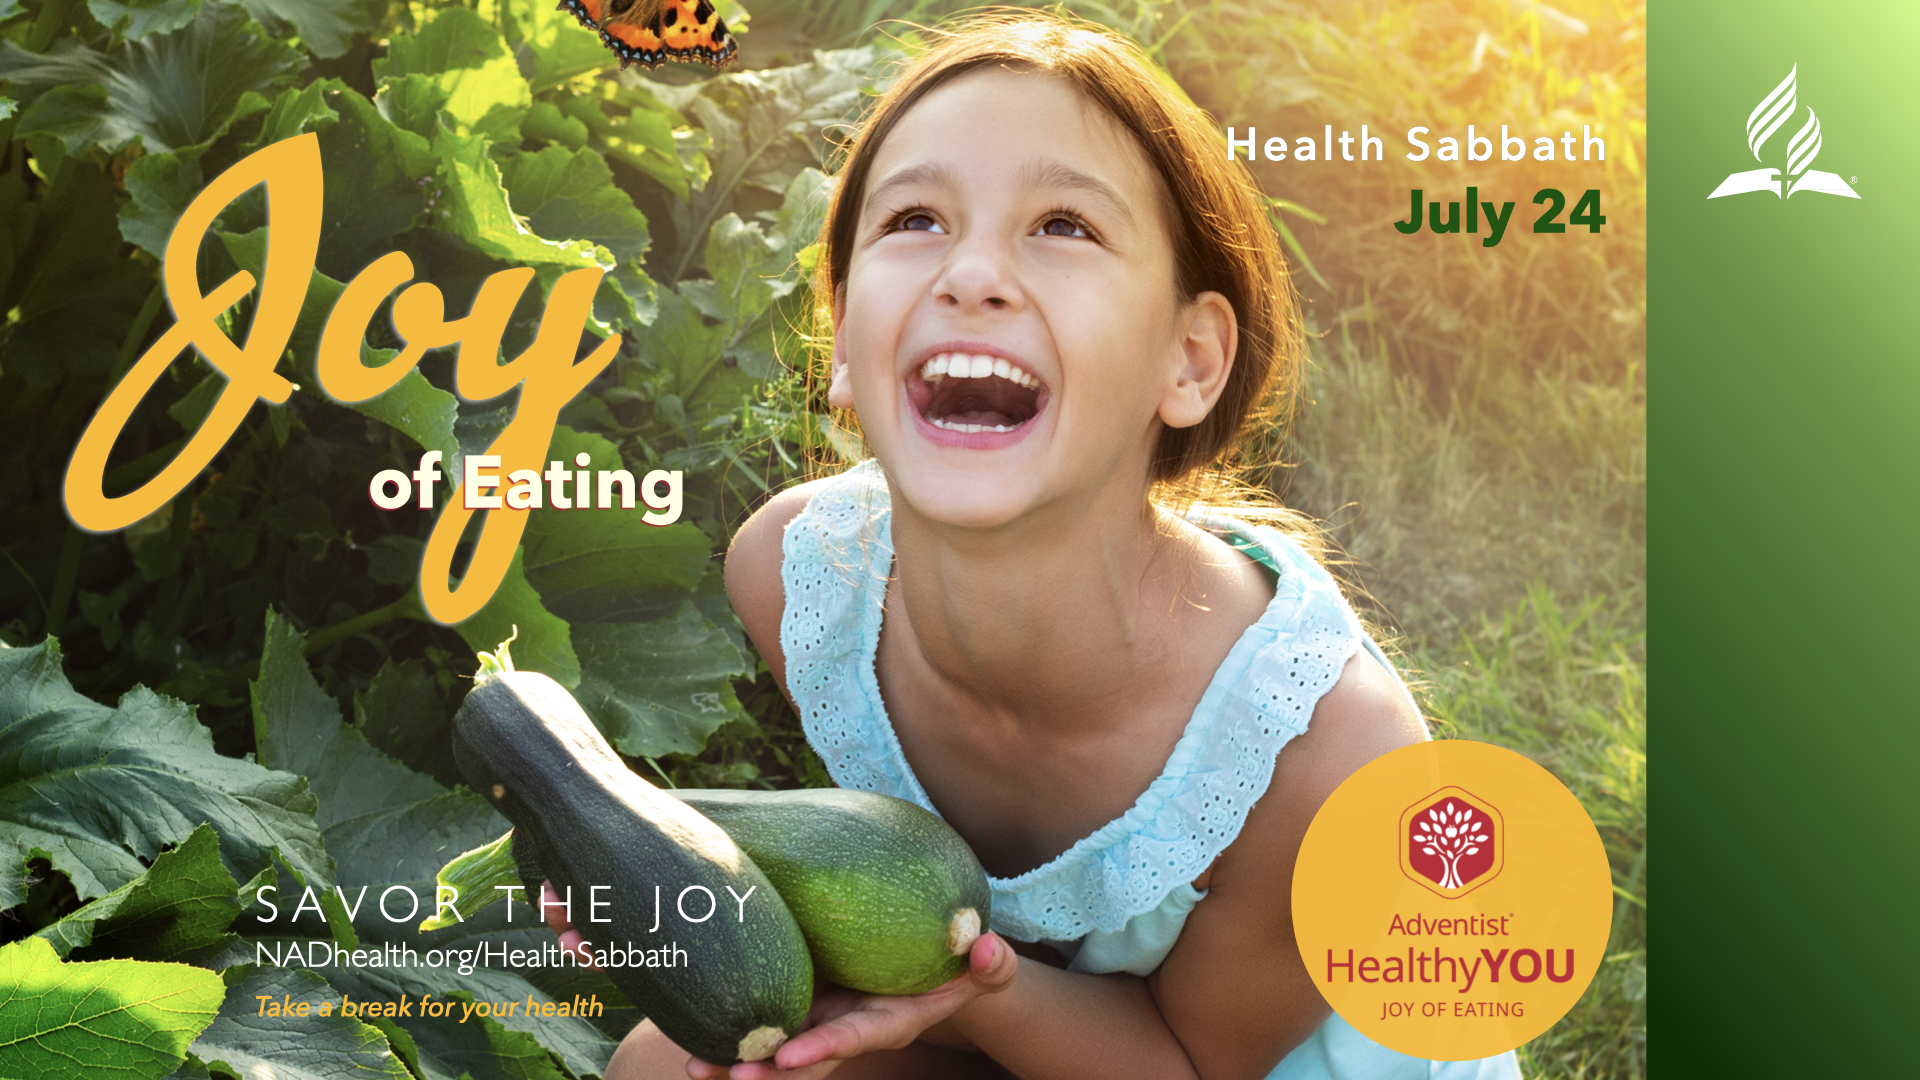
[
  {"xmin": 1036, "ymin": 213, "xmax": 1092, "ymax": 239},
  {"xmin": 892, "ymin": 211, "xmax": 944, "ymax": 234}
]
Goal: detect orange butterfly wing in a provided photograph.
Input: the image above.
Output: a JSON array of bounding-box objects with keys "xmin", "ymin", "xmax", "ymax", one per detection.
[
  {"xmin": 556, "ymin": 0, "xmax": 605, "ymax": 33},
  {"xmin": 557, "ymin": 0, "xmax": 737, "ymax": 70}
]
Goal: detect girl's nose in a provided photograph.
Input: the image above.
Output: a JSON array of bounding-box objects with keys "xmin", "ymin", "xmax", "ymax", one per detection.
[{"xmin": 932, "ymin": 234, "xmax": 1025, "ymax": 314}]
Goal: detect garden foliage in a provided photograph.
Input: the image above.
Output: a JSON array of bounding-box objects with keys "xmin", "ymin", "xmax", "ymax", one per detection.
[{"xmin": 0, "ymin": 0, "xmax": 882, "ymax": 1071}]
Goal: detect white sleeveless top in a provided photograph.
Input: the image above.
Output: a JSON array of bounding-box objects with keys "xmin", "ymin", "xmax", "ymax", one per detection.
[{"xmin": 778, "ymin": 461, "xmax": 1521, "ymax": 1080}]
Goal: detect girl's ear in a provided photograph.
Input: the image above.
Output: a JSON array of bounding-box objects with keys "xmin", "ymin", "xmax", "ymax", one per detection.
[
  {"xmin": 828, "ymin": 287, "xmax": 855, "ymax": 409},
  {"xmin": 1158, "ymin": 291, "xmax": 1238, "ymax": 430}
]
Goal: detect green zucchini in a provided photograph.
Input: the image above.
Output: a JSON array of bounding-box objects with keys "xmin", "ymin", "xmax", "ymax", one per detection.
[
  {"xmin": 450, "ymin": 642, "xmax": 810, "ymax": 1065},
  {"xmin": 426, "ymin": 789, "xmax": 991, "ymax": 997},
  {"xmin": 675, "ymin": 788, "xmax": 990, "ymax": 995}
]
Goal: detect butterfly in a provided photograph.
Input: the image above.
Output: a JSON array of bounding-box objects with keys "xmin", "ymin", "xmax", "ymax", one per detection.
[{"xmin": 557, "ymin": 0, "xmax": 739, "ymax": 70}]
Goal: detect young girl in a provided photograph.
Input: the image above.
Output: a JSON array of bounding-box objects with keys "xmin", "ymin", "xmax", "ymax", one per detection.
[{"xmin": 559, "ymin": 14, "xmax": 1523, "ymax": 1080}]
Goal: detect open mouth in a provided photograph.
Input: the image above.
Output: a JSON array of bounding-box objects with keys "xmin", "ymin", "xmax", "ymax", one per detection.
[{"xmin": 908, "ymin": 352, "xmax": 1047, "ymax": 434}]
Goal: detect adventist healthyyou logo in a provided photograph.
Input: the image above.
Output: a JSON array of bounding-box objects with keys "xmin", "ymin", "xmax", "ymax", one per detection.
[
  {"xmin": 1400, "ymin": 788, "xmax": 1503, "ymax": 898},
  {"xmin": 1709, "ymin": 65, "xmax": 1860, "ymax": 200}
]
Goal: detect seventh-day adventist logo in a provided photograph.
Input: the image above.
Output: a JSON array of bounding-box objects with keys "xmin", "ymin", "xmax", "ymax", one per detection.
[{"xmin": 1709, "ymin": 65, "xmax": 1860, "ymax": 200}]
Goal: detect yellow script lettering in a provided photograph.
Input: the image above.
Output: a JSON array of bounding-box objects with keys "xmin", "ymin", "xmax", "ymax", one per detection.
[{"xmin": 62, "ymin": 134, "xmax": 619, "ymax": 625}]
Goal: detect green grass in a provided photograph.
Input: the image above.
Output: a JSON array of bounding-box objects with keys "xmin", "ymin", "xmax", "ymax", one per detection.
[
  {"xmin": 1418, "ymin": 587, "xmax": 1646, "ymax": 1080},
  {"xmin": 1282, "ymin": 323, "xmax": 1644, "ymax": 1080}
]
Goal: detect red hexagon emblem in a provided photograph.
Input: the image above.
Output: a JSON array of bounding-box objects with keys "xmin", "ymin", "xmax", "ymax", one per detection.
[{"xmin": 1399, "ymin": 786, "xmax": 1503, "ymax": 898}]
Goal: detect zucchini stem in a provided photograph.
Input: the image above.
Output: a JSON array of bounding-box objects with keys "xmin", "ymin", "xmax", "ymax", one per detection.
[{"xmin": 475, "ymin": 626, "xmax": 521, "ymax": 683}]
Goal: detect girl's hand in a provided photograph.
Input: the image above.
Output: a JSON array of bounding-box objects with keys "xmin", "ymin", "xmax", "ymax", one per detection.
[
  {"xmin": 695, "ymin": 932, "xmax": 1017, "ymax": 1080},
  {"xmin": 542, "ymin": 881, "xmax": 1018, "ymax": 1080}
]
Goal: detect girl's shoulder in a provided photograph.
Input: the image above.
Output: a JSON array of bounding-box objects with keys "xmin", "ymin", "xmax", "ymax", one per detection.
[{"xmin": 723, "ymin": 475, "xmax": 839, "ymax": 693}]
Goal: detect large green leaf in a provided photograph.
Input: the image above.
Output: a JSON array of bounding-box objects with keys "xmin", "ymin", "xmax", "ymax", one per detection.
[
  {"xmin": 35, "ymin": 823, "xmax": 242, "ymax": 962},
  {"xmin": 0, "ymin": 937, "xmax": 224, "ymax": 1080},
  {"xmin": 511, "ymin": 0, "xmax": 614, "ymax": 94},
  {"xmin": 678, "ymin": 211, "xmax": 780, "ymax": 341},
  {"xmin": 88, "ymin": 0, "xmax": 204, "ymax": 41},
  {"xmin": 520, "ymin": 426, "xmax": 712, "ymax": 606},
  {"xmin": 452, "ymin": 549, "xmax": 580, "ymax": 688},
  {"xmin": 589, "ymin": 94, "xmax": 692, "ymax": 200},
  {"xmin": 0, "ymin": 2, "xmax": 302, "ymax": 154},
  {"xmin": 375, "ymin": 7, "xmax": 529, "ymax": 146},
  {"xmin": 502, "ymin": 144, "xmax": 650, "ymax": 265},
  {"xmin": 630, "ymin": 285, "xmax": 754, "ymax": 415},
  {"xmin": 233, "ymin": 0, "xmax": 360, "ymax": 60},
  {"xmin": 189, "ymin": 966, "xmax": 410, "ymax": 1080},
  {"xmin": 119, "ymin": 143, "xmax": 209, "ymax": 259},
  {"xmin": 571, "ymin": 603, "xmax": 750, "ymax": 758},
  {"xmin": 374, "ymin": 72, "xmax": 451, "ymax": 140},
  {"xmin": 434, "ymin": 127, "xmax": 606, "ymax": 272},
  {"xmin": 251, "ymin": 611, "xmax": 443, "ymax": 834},
  {"xmin": 0, "ymin": 638, "xmax": 330, "ymax": 902},
  {"xmin": 307, "ymin": 82, "xmax": 438, "ymax": 280},
  {"xmin": 352, "ymin": 658, "xmax": 451, "ymax": 781},
  {"xmin": 120, "ymin": 81, "xmax": 341, "ymax": 259},
  {"xmin": 249, "ymin": 610, "xmax": 509, "ymax": 886}
]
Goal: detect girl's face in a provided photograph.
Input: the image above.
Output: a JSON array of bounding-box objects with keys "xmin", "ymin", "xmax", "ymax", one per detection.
[{"xmin": 831, "ymin": 68, "xmax": 1236, "ymax": 530}]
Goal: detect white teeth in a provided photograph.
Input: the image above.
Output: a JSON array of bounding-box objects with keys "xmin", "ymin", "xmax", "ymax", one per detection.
[
  {"xmin": 917, "ymin": 353, "xmax": 1041, "ymax": 388},
  {"xmin": 928, "ymin": 417, "xmax": 1017, "ymax": 434}
]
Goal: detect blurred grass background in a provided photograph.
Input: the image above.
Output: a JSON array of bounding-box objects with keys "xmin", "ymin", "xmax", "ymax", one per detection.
[{"xmin": 747, "ymin": 0, "xmax": 1646, "ymax": 1074}]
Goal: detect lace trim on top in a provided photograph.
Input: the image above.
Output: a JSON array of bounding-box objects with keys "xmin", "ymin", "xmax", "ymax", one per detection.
[{"xmin": 779, "ymin": 460, "xmax": 1365, "ymax": 943}]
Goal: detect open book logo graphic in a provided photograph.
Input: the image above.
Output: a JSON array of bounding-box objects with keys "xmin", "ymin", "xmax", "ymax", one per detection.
[
  {"xmin": 1710, "ymin": 65, "xmax": 1860, "ymax": 200},
  {"xmin": 1399, "ymin": 787, "xmax": 1504, "ymax": 898}
]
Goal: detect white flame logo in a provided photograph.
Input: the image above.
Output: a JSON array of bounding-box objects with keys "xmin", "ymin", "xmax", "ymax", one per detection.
[
  {"xmin": 1747, "ymin": 65, "xmax": 1795, "ymax": 160},
  {"xmin": 1709, "ymin": 64, "xmax": 1858, "ymax": 200},
  {"xmin": 1786, "ymin": 109, "xmax": 1821, "ymax": 177}
]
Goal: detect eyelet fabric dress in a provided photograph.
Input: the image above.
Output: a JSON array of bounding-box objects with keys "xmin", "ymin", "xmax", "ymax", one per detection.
[{"xmin": 779, "ymin": 461, "xmax": 1521, "ymax": 1080}]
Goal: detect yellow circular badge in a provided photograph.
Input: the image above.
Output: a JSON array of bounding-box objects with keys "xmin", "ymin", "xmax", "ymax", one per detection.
[{"xmin": 1291, "ymin": 740, "xmax": 1612, "ymax": 1061}]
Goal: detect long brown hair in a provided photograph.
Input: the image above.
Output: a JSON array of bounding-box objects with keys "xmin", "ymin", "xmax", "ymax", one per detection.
[{"xmin": 814, "ymin": 11, "xmax": 1305, "ymax": 504}]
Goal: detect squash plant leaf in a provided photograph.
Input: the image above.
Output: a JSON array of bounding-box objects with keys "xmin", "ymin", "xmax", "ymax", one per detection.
[
  {"xmin": 87, "ymin": 0, "xmax": 205, "ymax": 42},
  {"xmin": 0, "ymin": 936, "xmax": 225, "ymax": 1080},
  {"xmin": 0, "ymin": 637, "xmax": 331, "ymax": 903},
  {"xmin": 232, "ymin": 0, "xmax": 361, "ymax": 60},
  {"xmin": 189, "ymin": 965, "xmax": 410, "ymax": 1080},
  {"xmin": 501, "ymin": 144, "xmax": 652, "ymax": 267},
  {"xmin": 0, "ymin": 3, "xmax": 303, "ymax": 154},
  {"xmin": 513, "ymin": 0, "xmax": 615, "ymax": 94},
  {"xmin": 572, "ymin": 602, "xmax": 750, "ymax": 758},
  {"xmin": 250, "ymin": 610, "xmax": 509, "ymax": 889},
  {"xmin": 520, "ymin": 426, "xmax": 712, "ymax": 614},
  {"xmin": 375, "ymin": 6, "xmax": 530, "ymax": 145},
  {"xmin": 434, "ymin": 127, "xmax": 608, "ymax": 273},
  {"xmin": 251, "ymin": 610, "xmax": 445, "ymax": 834},
  {"xmin": 34, "ymin": 823, "xmax": 243, "ymax": 962}
]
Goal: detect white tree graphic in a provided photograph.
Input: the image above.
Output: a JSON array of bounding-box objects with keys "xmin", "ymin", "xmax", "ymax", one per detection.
[{"xmin": 1417, "ymin": 801, "xmax": 1489, "ymax": 889}]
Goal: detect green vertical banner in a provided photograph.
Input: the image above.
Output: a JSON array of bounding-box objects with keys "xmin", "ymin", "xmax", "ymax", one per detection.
[{"xmin": 1658, "ymin": 2, "xmax": 1920, "ymax": 1073}]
